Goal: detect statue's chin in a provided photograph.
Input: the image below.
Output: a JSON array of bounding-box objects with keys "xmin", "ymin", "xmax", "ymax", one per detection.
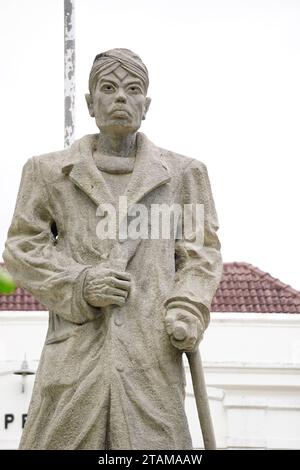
[{"xmin": 98, "ymin": 123, "xmax": 141, "ymax": 137}]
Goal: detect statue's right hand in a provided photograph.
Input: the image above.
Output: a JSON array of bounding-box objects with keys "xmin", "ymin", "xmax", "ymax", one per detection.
[{"xmin": 83, "ymin": 266, "xmax": 131, "ymax": 308}]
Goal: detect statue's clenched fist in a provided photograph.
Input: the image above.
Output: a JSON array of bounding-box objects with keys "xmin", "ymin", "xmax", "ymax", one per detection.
[
  {"xmin": 164, "ymin": 308, "xmax": 203, "ymax": 352},
  {"xmin": 83, "ymin": 265, "xmax": 131, "ymax": 308}
]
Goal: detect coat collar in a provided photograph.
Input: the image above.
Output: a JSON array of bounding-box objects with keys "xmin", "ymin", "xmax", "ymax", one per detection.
[{"xmin": 61, "ymin": 133, "xmax": 171, "ymax": 210}]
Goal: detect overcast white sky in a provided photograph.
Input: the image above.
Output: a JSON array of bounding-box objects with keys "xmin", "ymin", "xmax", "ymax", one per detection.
[{"xmin": 1, "ymin": 0, "xmax": 300, "ymax": 290}]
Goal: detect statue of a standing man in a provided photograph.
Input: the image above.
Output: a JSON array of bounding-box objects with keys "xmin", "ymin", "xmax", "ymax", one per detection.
[{"xmin": 3, "ymin": 49, "xmax": 222, "ymax": 449}]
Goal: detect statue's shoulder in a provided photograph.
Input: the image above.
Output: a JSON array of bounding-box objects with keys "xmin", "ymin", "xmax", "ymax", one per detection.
[
  {"xmin": 139, "ymin": 133, "xmax": 207, "ymax": 180},
  {"xmin": 31, "ymin": 134, "xmax": 95, "ymax": 183},
  {"xmin": 158, "ymin": 145, "xmax": 207, "ymax": 175},
  {"xmin": 141, "ymin": 133, "xmax": 206, "ymax": 174},
  {"xmin": 33, "ymin": 136, "xmax": 83, "ymax": 167}
]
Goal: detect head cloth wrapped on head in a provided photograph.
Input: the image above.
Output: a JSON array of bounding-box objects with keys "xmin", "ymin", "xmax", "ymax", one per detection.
[{"xmin": 89, "ymin": 48, "xmax": 149, "ymax": 94}]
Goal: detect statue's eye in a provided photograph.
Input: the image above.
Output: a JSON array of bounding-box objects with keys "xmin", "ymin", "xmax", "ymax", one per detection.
[
  {"xmin": 102, "ymin": 84, "xmax": 114, "ymax": 92},
  {"xmin": 128, "ymin": 86, "xmax": 141, "ymax": 94}
]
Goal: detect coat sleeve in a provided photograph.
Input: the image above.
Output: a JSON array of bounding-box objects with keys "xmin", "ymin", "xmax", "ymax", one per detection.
[
  {"xmin": 163, "ymin": 159, "xmax": 223, "ymax": 329},
  {"xmin": 2, "ymin": 157, "xmax": 99, "ymax": 324}
]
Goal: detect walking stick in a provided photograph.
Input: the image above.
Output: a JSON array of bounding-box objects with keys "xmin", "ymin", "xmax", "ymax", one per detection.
[{"xmin": 173, "ymin": 322, "xmax": 217, "ymax": 450}]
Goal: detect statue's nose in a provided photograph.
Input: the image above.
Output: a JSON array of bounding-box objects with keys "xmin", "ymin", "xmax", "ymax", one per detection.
[{"xmin": 115, "ymin": 89, "xmax": 127, "ymax": 103}]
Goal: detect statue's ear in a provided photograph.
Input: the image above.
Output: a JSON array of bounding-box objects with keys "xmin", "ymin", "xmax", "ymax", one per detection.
[
  {"xmin": 142, "ymin": 97, "xmax": 151, "ymax": 120},
  {"xmin": 85, "ymin": 93, "xmax": 95, "ymax": 117}
]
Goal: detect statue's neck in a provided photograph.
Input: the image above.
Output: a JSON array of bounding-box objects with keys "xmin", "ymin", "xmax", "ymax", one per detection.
[{"xmin": 96, "ymin": 133, "xmax": 137, "ymax": 158}]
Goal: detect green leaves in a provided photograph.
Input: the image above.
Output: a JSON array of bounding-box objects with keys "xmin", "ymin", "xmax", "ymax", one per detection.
[{"xmin": 0, "ymin": 269, "xmax": 16, "ymax": 295}]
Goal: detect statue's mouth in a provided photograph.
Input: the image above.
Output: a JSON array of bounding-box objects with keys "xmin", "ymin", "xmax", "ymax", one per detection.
[{"xmin": 111, "ymin": 108, "xmax": 131, "ymax": 118}]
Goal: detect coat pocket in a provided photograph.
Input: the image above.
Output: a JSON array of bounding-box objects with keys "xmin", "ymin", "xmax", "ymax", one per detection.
[
  {"xmin": 40, "ymin": 330, "xmax": 81, "ymax": 391},
  {"xmin": 45, "ymin": 311, "xmax": 79, "ymax": 345},
  {"xmin": 45, "ymin": 330, "xmax": 76, "ymax": 345}
]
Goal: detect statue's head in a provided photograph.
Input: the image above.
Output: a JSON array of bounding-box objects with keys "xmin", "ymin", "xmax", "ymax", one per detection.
[{"xmin": 85, "ymin": 48, "xmax": 151, "ymax": 136}]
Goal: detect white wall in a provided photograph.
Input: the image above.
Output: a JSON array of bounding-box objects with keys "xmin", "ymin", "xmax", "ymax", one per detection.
[
  {"xmin": 185, "ymin": 313, "xmax": 300, "ymax": 449},
  {"xmin": 1, "ymin": 311, "xmax": 299, "ymax": 449},
  {"xmin": 0, "ymin": 312, "xmax": 46, "ymax": 449}
]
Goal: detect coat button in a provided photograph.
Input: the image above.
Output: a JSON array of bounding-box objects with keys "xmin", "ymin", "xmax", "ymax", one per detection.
[{"xmin": 114, "ymin": 314, "xmax": 123, "ymax": 326}]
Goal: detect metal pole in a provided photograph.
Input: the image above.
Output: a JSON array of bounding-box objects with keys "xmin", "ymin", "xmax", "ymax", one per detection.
[{"xmin": 64, "ymin": 0, "xmax": 75, "ymax": 148}]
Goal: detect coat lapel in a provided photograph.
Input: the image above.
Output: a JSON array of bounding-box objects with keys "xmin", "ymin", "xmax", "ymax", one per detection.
[
  {"xmin": 62, "ymin": 135, "xmax": 115, "ymax": 209},
  {"xmin": 124, "ymin": 132, "xmax": 171, "ymax": 209},
  {"xmin": 61, "ymin": 132, "xmax": 171, "ymax": 211}
]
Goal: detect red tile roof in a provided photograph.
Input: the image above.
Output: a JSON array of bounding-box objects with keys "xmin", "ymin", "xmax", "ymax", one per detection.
[
  {"xmin": 212, "ymin": 262, "xmax": 300, "ymax": 313},
  {"xmin": 1, "ymin": 262, "xmax": 300, "ymax": 313},
  {"xmin": 0, "ymin": 286, "xmax": 46, "ymax": 311}
]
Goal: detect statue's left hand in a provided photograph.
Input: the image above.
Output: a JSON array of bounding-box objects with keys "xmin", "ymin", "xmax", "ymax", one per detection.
[{"xmin": 164, "ymin": 308, "xmax": 203, "ymax": 352}]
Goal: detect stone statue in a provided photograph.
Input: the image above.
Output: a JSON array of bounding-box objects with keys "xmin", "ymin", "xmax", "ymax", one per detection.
[{"xmin": 3, "ymin": 48, "xmax": 222, "ymax": 450}]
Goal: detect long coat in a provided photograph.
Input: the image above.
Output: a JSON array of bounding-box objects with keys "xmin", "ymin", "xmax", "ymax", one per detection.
[{"xmin": 3, "ymin": 133, "xmax": 222, "ymax": 450}]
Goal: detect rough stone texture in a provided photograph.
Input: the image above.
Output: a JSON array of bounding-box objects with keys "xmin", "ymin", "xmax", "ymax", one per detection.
[{"xmin": 3, "ymin": 49, "xmax": 222, "ymax": 449}]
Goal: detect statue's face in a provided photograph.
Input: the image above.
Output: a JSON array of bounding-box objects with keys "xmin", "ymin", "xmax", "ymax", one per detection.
[{"xmin": 87, "ymin": 65, "xmax": 151, "ymax": 136}]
